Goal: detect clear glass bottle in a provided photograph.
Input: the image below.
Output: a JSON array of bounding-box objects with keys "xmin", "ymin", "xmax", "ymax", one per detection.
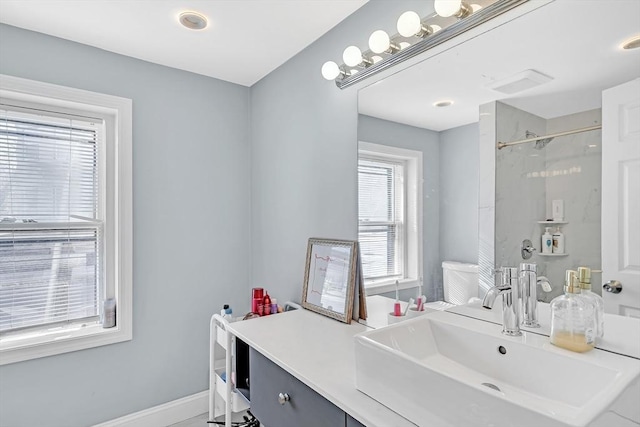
[
  {"xmin": 577, "ymin": 266, "xmax": 604, "ymax": 339},
  {"xmin": 550, "ymin": 270, "xmax": 595, "ymax": 353}
]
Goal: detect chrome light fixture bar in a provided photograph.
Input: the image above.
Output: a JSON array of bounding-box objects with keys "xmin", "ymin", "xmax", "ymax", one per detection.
[{"xmin": 324, "ymin": 0, "xmax": 528, "ymax": 89}]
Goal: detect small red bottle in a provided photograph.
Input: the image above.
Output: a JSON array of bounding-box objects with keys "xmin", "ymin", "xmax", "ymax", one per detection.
[{"xmin": 263, "ymin": 293, "xmax": 272, "ymax": 315}]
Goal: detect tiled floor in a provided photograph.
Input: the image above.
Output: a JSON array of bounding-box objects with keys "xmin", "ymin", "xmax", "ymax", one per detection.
[
  {"xmin": 168, "ymin": 413, "xmax": 210, "ymax": 427},
  {"xmin": 169, "ymin": 411, "xmax": 251, "ymax": 427}
]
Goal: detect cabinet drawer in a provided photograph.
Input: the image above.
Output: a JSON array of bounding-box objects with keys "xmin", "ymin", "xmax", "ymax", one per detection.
[{"xmin": 250, "ymin": 348, "xmax": 345, "ymax": 427}]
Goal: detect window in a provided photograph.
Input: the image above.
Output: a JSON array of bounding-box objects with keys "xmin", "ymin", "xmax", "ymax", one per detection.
[
  {"xmin": 0, "ymin": 75, "xmax": 132, "ymax": 364},
  {"xmin": 358, "ymin": 142, "xmax": 422, "ymax": 294},
  {"xmin": 358, "ymin": 158, "xmax": 404, "ymax": 280}
]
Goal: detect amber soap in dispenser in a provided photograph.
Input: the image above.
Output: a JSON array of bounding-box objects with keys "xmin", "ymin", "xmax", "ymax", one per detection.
[{"xmin": 550, "ymin": 270, "xmax": 595, "ymax": 353}]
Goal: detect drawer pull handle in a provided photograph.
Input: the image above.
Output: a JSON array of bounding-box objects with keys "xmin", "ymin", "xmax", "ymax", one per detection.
[{"xmin": 278, "ymin": 392, "xmax": 290, "ymax": 405}]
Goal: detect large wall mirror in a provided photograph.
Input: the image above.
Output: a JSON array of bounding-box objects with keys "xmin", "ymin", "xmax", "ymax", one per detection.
[{"xmin": 357, "ymin": 1, "xmax": 639, "ymax": 312}]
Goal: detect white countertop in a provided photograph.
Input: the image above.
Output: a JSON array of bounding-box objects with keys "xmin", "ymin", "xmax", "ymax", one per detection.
[
  {"xmin": 358, "ymin": 295, "xmax": 451, "ymax": 329},
  {"xmin": 226, "ymin": 307, "xmax": 418, "ymax": 427}
]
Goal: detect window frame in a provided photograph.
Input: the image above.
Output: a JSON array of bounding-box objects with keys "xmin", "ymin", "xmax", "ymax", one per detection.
[
  {"xmin": 358, "ymin": 142, "xmax": 423, "ymax": 295},
  {"xmin": 0, "ymin": 74, "xmax": 132, "ymax": 365}
]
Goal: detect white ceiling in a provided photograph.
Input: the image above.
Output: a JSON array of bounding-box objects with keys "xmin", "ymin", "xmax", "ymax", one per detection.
[
  {"xmin": 0, "ymin": 0, "xmax": 368, "ymax": 87},
  {"xmin": 358, "ymin": 0, "xmax": 640, "ymax": 131}
]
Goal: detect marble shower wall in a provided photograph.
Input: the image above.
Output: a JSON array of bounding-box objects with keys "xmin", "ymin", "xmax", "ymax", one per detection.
[
  {"xmin": 542, "ymin": 109, "xmax": 602, "ymax": 300},
  {"xmin": 478, "ymin": 102, "xmax": 498, "ymax": 295},
  {"xmin": 495, "ymin": 102, "xmax": 547, "ymax": 276},
  {"xmin": 494, "ymin": 103, "xmax": 602, "ymax": 301}
]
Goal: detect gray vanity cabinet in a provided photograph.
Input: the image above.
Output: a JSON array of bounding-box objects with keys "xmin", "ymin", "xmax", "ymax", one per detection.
[
  {"xmin": 250, "ymin": 348, "xmax": 365, "ymax": 427},
  {"xmin": 347, "ymin": 414, "xmax": 366, "ymax": 427}
]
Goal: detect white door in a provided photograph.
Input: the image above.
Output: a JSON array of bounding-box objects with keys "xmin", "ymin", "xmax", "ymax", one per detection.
[{"xmin": 601, "ymin": 78, "xmax": 640, "ymax": 317}]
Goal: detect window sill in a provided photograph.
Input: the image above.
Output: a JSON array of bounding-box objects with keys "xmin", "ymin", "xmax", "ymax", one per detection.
[
  {"xmin": 365, "ymin": 278, "xmax": 421, "ymax": 296},
  {"xmin": 0, "ymin": 321, "xmax": 131, "ymax": 365}
]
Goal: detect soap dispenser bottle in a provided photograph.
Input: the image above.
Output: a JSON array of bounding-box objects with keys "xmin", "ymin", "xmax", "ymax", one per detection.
[
  {"xmin": 550, "ymin": 270, "xmax": 595, "ymax": 352},
  {"xmin": 577, "ymin": 267, "xmax": 604, "ymax": 339},
  {"xmin": 541, "ymin": 227, "xmax": 553, "ymax": 254}
]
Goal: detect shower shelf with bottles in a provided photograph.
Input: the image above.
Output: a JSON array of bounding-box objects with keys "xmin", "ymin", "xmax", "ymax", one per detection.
[{"xmin": 537, "ymin": 221, "xmax": 568, "ymax": 257}]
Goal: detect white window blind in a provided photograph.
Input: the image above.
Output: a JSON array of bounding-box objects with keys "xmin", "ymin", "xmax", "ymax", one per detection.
[
  {"xmin": 358, "ymin": 157, "xmax": 404, "ymax": 281},
  {"xmin": 0, "ymin": 106, "xmax": 103, "ymax": 333}
]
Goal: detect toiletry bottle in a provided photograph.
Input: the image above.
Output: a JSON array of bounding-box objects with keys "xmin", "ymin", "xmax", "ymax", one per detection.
[
  {"xmin": 550, "ymin": 270, "xmax": 595, "ymax": 353},
  {"xmin": 541, "ymin": 227, "xmax": 553, "ymax": 254},
  {"xmin": 577, "ymin": 267, "xmax": 604, "ymax": 339},
  {"xmin": 263, "ymin": 293, "xmax": 272, "ymax": 315},
  {"xmin": 221, "ymin": 304, "xmax": 233, "ymax": 321},
  {"xmin": 103, "ymin": 298, "xmax": 116, "ymax": 328},
  {"xmin": 252, "ymin": 287, "xmax": 264, "ymax": 313},
  {"xmin": 271, "ymin": 298, "xmax": 278, "ymax": 315},
  {"xmin": 552, "ymin": 226, "xmax": 565, "ymax": 254}
]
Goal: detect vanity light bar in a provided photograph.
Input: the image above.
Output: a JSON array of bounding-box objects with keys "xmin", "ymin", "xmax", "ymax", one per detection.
[{"xmin": 327, "ymin": 0, "xmax": 528, "ymax": 89}]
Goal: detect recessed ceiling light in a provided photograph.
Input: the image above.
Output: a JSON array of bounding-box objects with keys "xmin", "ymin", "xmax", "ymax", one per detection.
[
  {"xmin": 621, "ymin": 35, "xmax": 640, "ymax": 50},
  {"xmin": 434, "ymin": 100, "xmax": 454, "ymax": 107},
  {"xmin": 179, "ymin": 11, "xmax": 208, "ymax": 30}
]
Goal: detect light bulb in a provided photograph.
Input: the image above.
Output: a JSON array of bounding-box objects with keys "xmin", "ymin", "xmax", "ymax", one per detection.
[
  {"xmin": 369, "ymin": 30, "xmax": 391, "ymax": 54},
  {"xmin": 397, "ymin": 11, "xmax": 422, "ymax": 37},
  {"xmin": 343, "ymin": 46, "xmax": 363, "ymax": 67},
  {"xmin": 434, "ymin": 0, "xmax": 463, "ymax": 17},
  {"xmin": 321, "ymin": 61, "xmax": 341, "ymax": 80}
]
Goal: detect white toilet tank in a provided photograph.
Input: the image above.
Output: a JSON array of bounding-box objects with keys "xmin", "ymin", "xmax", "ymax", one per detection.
[{"xmin": 442, "ymin": 261, "xmax": 479, "ymax": 305}]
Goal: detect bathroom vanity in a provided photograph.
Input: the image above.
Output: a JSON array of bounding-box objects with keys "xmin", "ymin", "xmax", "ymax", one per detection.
[
  {"xmin": 226, "ymin": 308, "xmax": 418, "ymax": 427},
  {"xmin": 226, "ymin": 302, "xmax": 640, "ymax": 427}
]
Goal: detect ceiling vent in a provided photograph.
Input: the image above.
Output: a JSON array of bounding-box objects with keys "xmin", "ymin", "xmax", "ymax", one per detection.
[{"xmin": 486, "ymin": 69, "xmax": 553, "ymax": 94}]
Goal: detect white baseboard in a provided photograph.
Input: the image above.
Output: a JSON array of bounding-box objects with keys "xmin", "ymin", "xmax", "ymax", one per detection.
[{"xmin": 93, "ymin": 390, "xmax": 209, "ymax": 427}]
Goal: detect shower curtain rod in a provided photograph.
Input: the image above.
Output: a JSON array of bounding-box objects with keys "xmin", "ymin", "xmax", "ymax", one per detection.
[{"xmin": 497, "ymin": 124, "xmax": 602, "ymax": 150}]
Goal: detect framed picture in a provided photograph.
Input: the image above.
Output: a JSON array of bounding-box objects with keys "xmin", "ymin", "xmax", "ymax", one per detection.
[{"xmin": 302, "ymin": 238, "xmax": 358, "ymax": 324}]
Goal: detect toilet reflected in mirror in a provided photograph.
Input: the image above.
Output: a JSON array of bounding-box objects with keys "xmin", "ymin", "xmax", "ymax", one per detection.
[{"xmin": 442, "ymin": 261, "xmax": 478, "ymax": 306}]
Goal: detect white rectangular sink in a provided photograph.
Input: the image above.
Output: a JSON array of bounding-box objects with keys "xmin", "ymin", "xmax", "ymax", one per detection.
[{"xmin": 354, "ymin": 310, "xmax": 640, "ymax": 427}]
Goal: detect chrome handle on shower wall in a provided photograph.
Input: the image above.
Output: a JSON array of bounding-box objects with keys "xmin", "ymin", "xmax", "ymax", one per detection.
[{"xmin": 521, "ymin": 239, "xmax": 536, "ymax": 260}]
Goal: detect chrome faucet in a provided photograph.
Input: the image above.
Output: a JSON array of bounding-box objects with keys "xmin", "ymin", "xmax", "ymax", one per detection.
[
  {"xmin": 537, "ymin": 275, "xmax": 552, "ymax": 293},
  {"xmin": 482, "ymin": 267, "xmax": 521, "ymax": 336},
  {"xmin": 520, "ymin": 263, "xmax": 540, "ymax": 327}
]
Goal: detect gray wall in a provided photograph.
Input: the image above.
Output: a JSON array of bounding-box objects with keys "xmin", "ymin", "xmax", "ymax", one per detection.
[
  {"xmin": 358, "ymin": 114, "xmax": 441, "ymax": 301},
  {"xmin": 249, "ymin": 0, "xmax": 430, "ymax": 305},
  {"xmin": 0, "ymin": 24, "xmax": 251, "ymax": 426},
  {"xmin": 439, "ymin": 123, "xmax": 480, "ymax": 266}
]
